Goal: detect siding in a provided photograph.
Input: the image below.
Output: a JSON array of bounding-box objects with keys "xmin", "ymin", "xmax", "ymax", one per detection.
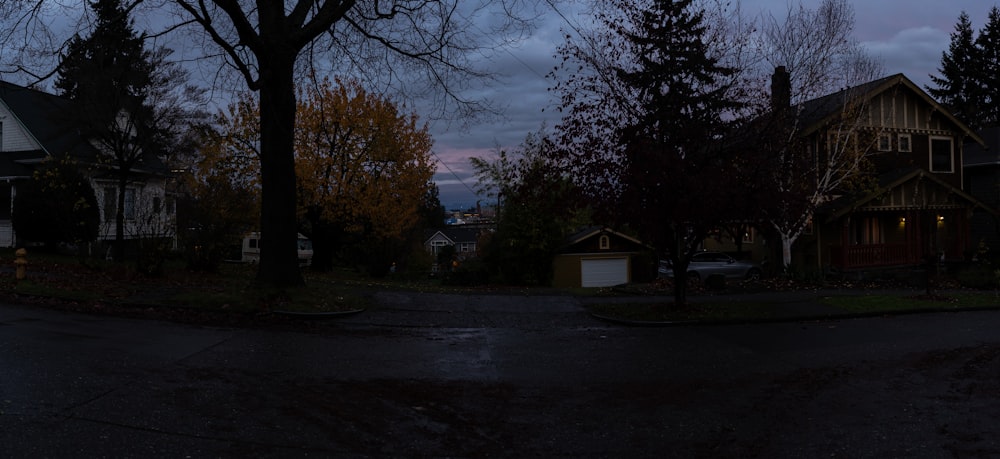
[{"xmin": 0, "ymin": 101, "xmax": 42, "ymax": 152}]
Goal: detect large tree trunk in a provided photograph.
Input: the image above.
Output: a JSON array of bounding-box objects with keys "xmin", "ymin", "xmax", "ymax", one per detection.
[
  {"xmin": 255, "ymin": 47, "xmax": 304, "ymax": 288},
  {"xmin": 114, "ymin": 174, "xmax": 127, "ymax": 261},
  {"xmin": 780, "ymin": 233, "xmax": 794, "ymax": 269}
]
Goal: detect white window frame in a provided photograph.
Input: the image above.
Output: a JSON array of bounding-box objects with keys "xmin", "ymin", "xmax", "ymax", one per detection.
[
  {"xmin": 430, "ymin": 239, "xmax": 449, "ymax": 255},
  {"xmin": 897, "ymin": 133, "xmax": 912, "ymax": 152},
  {"xmin": 876, "ymin": 133, "xmax": 891, "ymax": 152},
  {"xmin": 599, "ymin": 235, "xmax": 610, "ymax": 250},
  {"xmin": 928, "ymin": 136, "xmax": 954, "ymax": 173}
]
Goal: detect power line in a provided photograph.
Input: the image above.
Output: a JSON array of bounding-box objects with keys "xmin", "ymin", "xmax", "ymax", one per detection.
[{"xmin": 431, "ymin": 149, "xmax": 478, "ymax": 198}]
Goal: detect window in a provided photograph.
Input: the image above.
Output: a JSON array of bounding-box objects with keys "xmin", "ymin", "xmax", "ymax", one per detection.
[
  {"xmin": 929, "ymin": 136, "xmax": 954, "ymax": 173},
  {"xmin": 742, "ymin": 228, "xmax": 754, "ymax": 244},
  {"xmin": 599, "ymin": 235, "xmax": 610, "ymax": 250},
  {"xmin": 0, "ymin": 182, "xmax": 10, "ymax": 219},
  {"xmin": 877, "ymin": 134, "xmax": 891, "ymax": 152},
  {"xmin": 853, "ymin": 217, "xmax": 883, "ymax": 244},
  {"xmin": 897, "ymin": 134, "xmax": 911, "ymax": 152},
  {"xmin": 102, "ymin": 187, "xmax": 137, "ymax": 221},
  {"xmin": 430, "ymin": 240, "xmax": 449, "ymax": 255},
  {"xmin": 103, "ymin": 187, "xmax": 116, "ymax": 222},
  {"xmin": 123, "ymin": 188, "xmax": 136, "ymax": 220}
]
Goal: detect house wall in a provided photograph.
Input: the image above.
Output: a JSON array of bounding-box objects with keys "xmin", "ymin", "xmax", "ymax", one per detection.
[
  {"xmin": 551, "ymin": 253, "xmax": 636, "ymax": 288},
  {"xmin": 95, "ymin": 179, "xmax": 175, "ymax": 242},
  {"xmin": 859, "ymin": 89, "xmax": 963, "ymax": 190},
  {"xmin": 966, "ymin": 166, "xmax": 1000, "ymax": 251},
  {"xmin": 551, "ymin": 254, "xmax": 582, "ymax": 288},
  {"xmin": 0, "ymin": 102, "xmax": 41, "ymax": 152}
]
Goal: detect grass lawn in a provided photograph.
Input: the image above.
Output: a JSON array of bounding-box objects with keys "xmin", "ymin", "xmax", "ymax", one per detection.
[
  {"xmin": 4, "ymin": 249, "xmax": 999, "ymax": 323},
  {"xmin": 0, "ymin": 251, "xmax": 376, "ymax": 315},
  {"xmin": 587, "ymin": 291, "xmax": 1000, "ymax": 323}
]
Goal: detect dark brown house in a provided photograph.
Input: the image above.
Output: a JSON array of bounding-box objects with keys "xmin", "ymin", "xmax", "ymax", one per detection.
[
  {"xmin": 783, "ymin": 73, "xmax": 997, "ymax": 271},
  {"xmin": 963, "ymin": 126, "xmax": 1000, "ymax": 253}
]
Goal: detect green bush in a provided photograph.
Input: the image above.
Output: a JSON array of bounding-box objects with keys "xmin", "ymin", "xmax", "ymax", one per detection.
[{"xmin": 12, "ymin": 157, "xmax": 100, "ymax": 248}]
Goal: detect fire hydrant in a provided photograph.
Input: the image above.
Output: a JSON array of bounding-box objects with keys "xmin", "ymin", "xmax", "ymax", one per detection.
[{"xmin": 14, "ymin": 248, "xmax": 27, "ymax": 281}]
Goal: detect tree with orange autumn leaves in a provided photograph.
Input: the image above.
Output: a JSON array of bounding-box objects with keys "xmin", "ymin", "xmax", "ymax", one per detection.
[{"xmin": 197, "ymin": 77, "xmax": 435, "ymax": 273}]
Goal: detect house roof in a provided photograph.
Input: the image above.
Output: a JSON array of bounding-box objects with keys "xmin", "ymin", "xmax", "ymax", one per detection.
[
  {"xmin": 0, "ymin": 81, "xmax": 101, "ymax": 163},
  {"xmin": 796, "ymin": 73, "xmax": 986, "ymax": 147},
  {"xmin": 424, "ymin": 227, "xmax": 480, "ymax": 244},
  {"xmin": 823, "ymin": 167, "xmax": 1000, "ymax": 220},
  {"xmin": 562, "ymin": 226, "xmax": 644, "ymax": 248},
  {"xmin": 964, "ymin": 126, "xmax": 1000, "ymax": 168},
  {"xmin": 0, "ymin": 80, "xmax": 170, "ymax": 176}
]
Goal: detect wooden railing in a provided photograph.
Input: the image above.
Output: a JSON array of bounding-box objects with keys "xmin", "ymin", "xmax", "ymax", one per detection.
[{"xmin": 829, "ymin": 244, "xmax": 919, "ymax": 269}]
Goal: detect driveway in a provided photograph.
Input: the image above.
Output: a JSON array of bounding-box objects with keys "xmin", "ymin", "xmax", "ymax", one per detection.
[{"xmin": 2, "ymin": 291, "xmax": 1000, "ymax": 457}]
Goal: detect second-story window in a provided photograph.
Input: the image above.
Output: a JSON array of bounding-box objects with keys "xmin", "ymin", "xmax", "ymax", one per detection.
[
  {"xmin": 929, "ymin": 136, "xmax": 954, "ymax": 173},
  {"xmin": 599, "ymin": 235, "xmax": 610, "ymax": 250},
  {"xmin": 898, "ymin": 134, "xmax": 912, "ymax": 152},
  {"xmin": 877, "ymin": 134, "xmax": 891, "ymax": 152}
]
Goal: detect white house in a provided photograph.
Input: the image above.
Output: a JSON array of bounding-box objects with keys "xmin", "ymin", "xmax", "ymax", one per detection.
[{"xmin": 0, "ymin": 80, "xmax": 175, "ymax": 248}]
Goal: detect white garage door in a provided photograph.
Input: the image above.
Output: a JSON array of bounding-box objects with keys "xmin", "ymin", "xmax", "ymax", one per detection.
[{"xmin": 580, "ymin": 258, "xmax": 628, "ymax": 287}]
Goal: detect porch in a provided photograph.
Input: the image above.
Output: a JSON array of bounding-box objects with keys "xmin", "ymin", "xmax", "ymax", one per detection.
[
  {"xmin": 829, "ymin": 243, "xmax": 921, "ymax": 269},
  {"xmin": 826, "ymin": 208, "xmax": 967, "ymax": 270}
]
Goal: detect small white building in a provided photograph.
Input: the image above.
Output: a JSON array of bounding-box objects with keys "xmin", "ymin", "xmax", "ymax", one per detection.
[{"xmin": 242, "ymin": 232, "xmax": 314, "ymax": 267}]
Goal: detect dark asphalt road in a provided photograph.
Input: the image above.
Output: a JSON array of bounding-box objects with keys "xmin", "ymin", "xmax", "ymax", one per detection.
[{"xmin": 3, "ymin": 291, "xmax": 1000, "ymax": 457}]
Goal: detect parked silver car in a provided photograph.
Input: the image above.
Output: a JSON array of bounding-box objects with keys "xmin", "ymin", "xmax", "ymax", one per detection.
[{"xmin": 659, "ymin": 251, "xmax": 761, "ymax": 281}]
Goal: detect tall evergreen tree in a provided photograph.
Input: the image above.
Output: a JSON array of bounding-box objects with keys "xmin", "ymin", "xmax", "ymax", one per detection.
[
  {"xmin": 928, "ymin": 12, "xmax": 982, "ymax": 130},
  {"xmin": 550, "ymin": 0, "xmax": 746, "ymax": 306},
  {"xmin": 55, "ymin": 0, "xmax": 155, "ymax": 261},
  {"xmin": 977, "ymin": 7, "xmax": 1000, "ymax": 126}
]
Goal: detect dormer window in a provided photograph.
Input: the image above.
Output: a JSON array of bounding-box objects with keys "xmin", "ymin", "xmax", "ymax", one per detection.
[{"xmin": 599, "ymin": 235, "xmax": 610, "ymax": 250}]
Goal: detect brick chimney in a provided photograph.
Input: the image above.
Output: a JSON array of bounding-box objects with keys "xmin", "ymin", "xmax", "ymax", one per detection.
[{"xmin": 771, "ymin": 66, "xmax": 791, "ymax": 110}]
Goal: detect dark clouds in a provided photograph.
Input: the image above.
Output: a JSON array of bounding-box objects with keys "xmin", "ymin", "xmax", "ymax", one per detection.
[{"xmin": 430, "ymin": 0, "xmax": 997, "ymax": 208}]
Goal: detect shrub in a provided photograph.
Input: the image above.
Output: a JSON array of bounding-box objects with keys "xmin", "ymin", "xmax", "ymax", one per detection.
[
  {"xmin": 956, "ymin": 264, "xmax": 999, "ymax": 289},
  {"xmin": 12, "ymin": 157, "xmax": 100, "ymax": 248},
  {"xmin": 442, "ymin": 258, "xmax": 491, "ymax": 286}
]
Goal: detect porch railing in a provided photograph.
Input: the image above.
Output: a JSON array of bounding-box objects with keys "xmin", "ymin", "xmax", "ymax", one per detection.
[{"xmin": 829, "ymin": 244, "xmax": 919, "ymax": 269}]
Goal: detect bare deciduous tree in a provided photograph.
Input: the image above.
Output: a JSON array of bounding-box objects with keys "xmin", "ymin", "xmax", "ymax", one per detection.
[
  {"xmin": 0, "ymin": 0, "xmax": 545, "ymax": 287},
  {"xmin": 756, "ymin": 0, "xmax": 884, "ymax": 269}
]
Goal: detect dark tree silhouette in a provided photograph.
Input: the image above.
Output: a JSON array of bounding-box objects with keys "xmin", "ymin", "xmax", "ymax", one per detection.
[
  {"xmin": 55, "ymin": 0, "xmax": 155, "ymax": 261},
  {"xmin": 549, "ymin": 0, "xmax": 746, "ymax": 306},
  {"xmin": 927, "ymin": 11, "xmax": 984, "ymax": 129},
  {"xmin": 13, "ymin": 157, "xmax": 100, "ymax": 249}
]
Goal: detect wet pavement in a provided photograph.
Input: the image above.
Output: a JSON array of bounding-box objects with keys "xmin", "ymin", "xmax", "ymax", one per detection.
[{"xmin": 3, "ymin": 290, "xmax": 1000, "ymax": 457}]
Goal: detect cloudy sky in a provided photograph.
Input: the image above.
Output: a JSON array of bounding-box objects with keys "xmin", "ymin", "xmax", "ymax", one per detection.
[{"xmin": 428, "ymin": 0, "xmax": 1000, "ymax": 209}]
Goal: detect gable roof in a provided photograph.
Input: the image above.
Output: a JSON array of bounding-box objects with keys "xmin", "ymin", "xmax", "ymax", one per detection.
[
  {"xmin": 0, "ymin": 80, "xmax": 170, "ymax": 176},
  {"xmin": 424, "ymin": 227, "xmax": 481, "ymax": 245},
  {"xmin": 965, "ymin": 126, "xmax": 1000, "ymax": 168},
  {"xmin": 796, "ymin": 73, "xmax": 985, "ymax": 147},
  {"xmin": 0, "ymin": 81, "xmax": 100, "ymax": 163},
  {"xmin": 823, "ymin": 167, "xmax": 1000, "ymax": 220},
  {"xmin": 562, "ymin": 226, "xmax": 644, "ymax": 247}
]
